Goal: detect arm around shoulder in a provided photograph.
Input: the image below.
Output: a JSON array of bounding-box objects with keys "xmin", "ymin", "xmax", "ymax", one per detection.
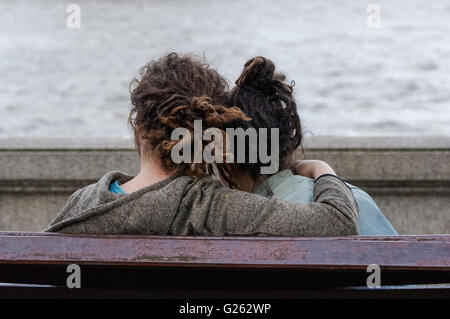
[{"xmin": 176, "ymin": 175, "xmax": 359, "ymax": 237}]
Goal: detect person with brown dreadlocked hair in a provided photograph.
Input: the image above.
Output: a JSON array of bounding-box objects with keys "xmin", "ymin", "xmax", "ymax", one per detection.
[
  {"xmin": 225, "ymin": 56, "xmax": 397, "ymax": 235},
  {"xmin": 45, "ymin": 53, "xmax": 359, "ymax": 237}
]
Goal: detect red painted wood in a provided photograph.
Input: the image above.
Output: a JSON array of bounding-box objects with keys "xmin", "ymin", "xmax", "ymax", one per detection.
[{"xmin": 0, "ymin": 232, "xmax": 449, "ymax": 270}]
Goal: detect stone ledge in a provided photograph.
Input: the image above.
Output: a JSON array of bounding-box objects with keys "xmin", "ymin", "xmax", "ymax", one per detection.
[
  {"xmin": 1, "ymin": 137, "xmax": 449, "ymax": 183},
  {"xmin": 1, "ymin": 137, "xmax": 449, "ymax": 234}
]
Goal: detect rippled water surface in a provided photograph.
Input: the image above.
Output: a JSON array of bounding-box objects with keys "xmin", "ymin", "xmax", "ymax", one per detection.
[{"xmin": 1, "ymin": 0, "xmax": 449, "ymax": 137}]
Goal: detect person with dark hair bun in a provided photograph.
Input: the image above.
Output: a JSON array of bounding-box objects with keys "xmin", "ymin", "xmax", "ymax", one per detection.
[
  {"xmin": 45, "ymin": 53, "xmax": 359, "ymax": 237},
  {"xmin": 226, "ymin": 56, "xmax": 397, "ymax": 235}
]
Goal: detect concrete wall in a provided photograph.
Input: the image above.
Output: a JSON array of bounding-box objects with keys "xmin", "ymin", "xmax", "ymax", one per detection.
[{"xmin": 0, "ymin": 137, "xmax": 449, "ymax": 234}]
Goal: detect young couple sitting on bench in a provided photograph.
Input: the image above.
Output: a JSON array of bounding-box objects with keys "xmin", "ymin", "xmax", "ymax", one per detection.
[{"xmin": 45, "ymin": 53, "xmax": 397, "ymax": 237}]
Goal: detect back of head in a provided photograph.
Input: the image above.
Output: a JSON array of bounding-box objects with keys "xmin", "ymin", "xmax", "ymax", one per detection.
[
  {"xmin": 227, "ymin": 56, "xmax": 303, "ymax": 177},
  {"xmin": 129, "ymin": 53, "xmax": 249, "ymax": 180}
]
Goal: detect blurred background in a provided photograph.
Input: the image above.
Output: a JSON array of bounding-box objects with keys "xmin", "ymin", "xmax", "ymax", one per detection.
[{"xmin": 1, "ymin": 0, "xmax": 449, "ymax": 137}]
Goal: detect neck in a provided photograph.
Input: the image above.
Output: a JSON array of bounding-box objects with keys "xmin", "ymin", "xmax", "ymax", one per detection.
[
  {"xmin": 228, "ymin": 168, "xmax": 256, "ymax": 193},
  {"xmin": 121, "ymin": 155, "xmax": 176, "ymax": 194},
  {"xmin": 229, "ymin": 165, "xmax": 276, "ymax": 193}
]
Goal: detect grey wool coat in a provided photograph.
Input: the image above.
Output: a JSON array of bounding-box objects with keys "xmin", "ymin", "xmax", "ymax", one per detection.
[{"xmin": 45, "ymin": 171, "xmax": 359, "ymax": 236}]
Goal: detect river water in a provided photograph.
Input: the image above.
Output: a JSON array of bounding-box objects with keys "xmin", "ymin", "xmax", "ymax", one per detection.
[{"xmin": 1, "ymin": 0, "xmax": 449, "ymax": 137}]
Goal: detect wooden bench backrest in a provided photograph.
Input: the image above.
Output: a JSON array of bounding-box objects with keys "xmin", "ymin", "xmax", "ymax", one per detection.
[{"xmin": 0, "ymin": 232, "xmax": 449, "ymax": 298}]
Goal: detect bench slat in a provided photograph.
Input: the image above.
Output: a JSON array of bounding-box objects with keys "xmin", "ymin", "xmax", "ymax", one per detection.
[{"xmin": 0, "ymin": 233, "xmax": 449, "ymax": 269}]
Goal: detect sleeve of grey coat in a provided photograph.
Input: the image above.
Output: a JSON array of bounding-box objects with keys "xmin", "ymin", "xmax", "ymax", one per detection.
[{"xmin": 204, "ymin": 175, "xmax": 359, "ymax": 237}]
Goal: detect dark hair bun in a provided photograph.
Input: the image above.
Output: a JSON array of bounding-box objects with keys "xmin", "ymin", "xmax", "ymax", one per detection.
[
  {"xmin": 227, "ymin": 56, "xmax": 302, "ymax": 177},
  {"xmin": 235, "ymin": 57, "xmax": 277, "ymax": 95}
]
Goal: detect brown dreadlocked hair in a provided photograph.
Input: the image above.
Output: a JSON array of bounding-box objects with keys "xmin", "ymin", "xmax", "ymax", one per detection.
[
  {"xmin": 226, "ymin": 56, "xmax": 303, "ymax": 178},
  {"xmin": 129, "ymin": 53, "xmax": 250, "ymax": 182}
]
